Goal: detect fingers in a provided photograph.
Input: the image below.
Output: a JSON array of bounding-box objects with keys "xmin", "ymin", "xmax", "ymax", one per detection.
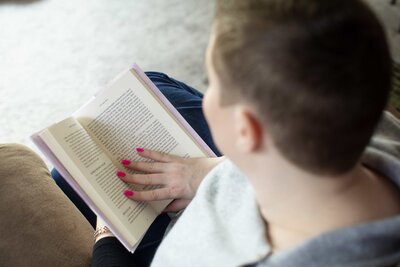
[
  {"xmin": 121, "ymin": 148, "xmax": 181, "ymax": 173},
  {"xmin": 119, "ymin": 173, "xmax": 166, "ymax": 186},
  {"xmin": 124, "ymin": 183, "xmax": 187, "ymax": 201},
  {"xmin": 135, "ymin": 148, "xmax": 179, "ymax": 163},
  {"xmin": 126, "ymin": 161, "xmax": 166, "ymax": 173},
  {"xmin": 124, "ymin": 187, "xmax": 178, "ymax": 202}
]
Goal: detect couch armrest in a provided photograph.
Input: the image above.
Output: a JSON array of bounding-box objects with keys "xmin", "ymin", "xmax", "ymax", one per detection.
[{"xmin": 0, "ymin": 144, "xmax": 93, "ymax": 266}]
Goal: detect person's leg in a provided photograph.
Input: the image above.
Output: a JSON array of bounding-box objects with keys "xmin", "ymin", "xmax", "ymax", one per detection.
[
  {"xmin": 51, "ymin": 71, "xmax": 220, "ymax": 266},
  {"xmin": 0, "ymin": 144, "xmax": 93, "ymax": 267}
]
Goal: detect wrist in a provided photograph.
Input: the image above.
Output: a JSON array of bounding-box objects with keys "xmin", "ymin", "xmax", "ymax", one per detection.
[
  {"xmin": 94, "ymin": 225, "xmax": 114, "ymax": 243},
  {"xmin": 95, "ymin": 232, "xmax": 114, "ymax": 243},
  {"xmin": 208, "ymin": 156, "xmax": 225, "ymax": 171},
  {"xmin": 215, "ymin": 156, "xmax": 226, "ymax": 165}
]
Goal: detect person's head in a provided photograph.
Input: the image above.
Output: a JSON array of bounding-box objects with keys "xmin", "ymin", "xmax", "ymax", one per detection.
[{"xmin": 203, "ymin": 0, "xmax": 392, "ymax": 176}]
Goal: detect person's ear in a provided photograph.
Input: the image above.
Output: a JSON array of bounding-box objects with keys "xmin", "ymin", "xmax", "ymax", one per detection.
[{"xmin": 234, "ymin": 106, "xmax": 264, "ymax": 153}]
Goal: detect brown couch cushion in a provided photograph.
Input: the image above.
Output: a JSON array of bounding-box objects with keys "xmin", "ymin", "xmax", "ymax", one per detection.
[{"xmin": 0, "ymin": 144, "xmax": 93, "ymax": 266}]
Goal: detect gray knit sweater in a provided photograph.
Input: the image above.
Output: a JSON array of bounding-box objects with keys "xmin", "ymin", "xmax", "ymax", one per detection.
[{"xmin": 151, "ymin": 112, "xmax": 400, "ymax": 267}]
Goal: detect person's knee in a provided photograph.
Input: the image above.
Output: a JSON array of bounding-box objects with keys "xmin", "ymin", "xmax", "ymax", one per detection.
[
  {"xmin": 145, "ymin": 71, "xmax": 169, "ymax": 80},
  {"xmin": 0, "ymin": 144, "xmax": 93, "ymax": 266}
]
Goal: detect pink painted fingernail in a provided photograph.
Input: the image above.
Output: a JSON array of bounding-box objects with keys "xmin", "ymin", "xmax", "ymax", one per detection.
[
  {"xmin": 124, "ymin": 190, "xmax": 134, "ymax": 197},
  {"xmin": 116, "ymin": 171, "xmax": 126, "ymax": 178},
  {"xmin": 121, "ymin": 159, "xmax": 131, "ymax": 165},
  {"xmin": 136, "ymin": 147, "xmax": 144, "ymax": 153}
]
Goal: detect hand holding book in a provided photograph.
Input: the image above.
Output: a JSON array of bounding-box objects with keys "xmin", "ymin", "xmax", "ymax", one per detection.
[
  {"xmin": 32, "ymin": 65, "xmax": 217, "ymax": 251},
  {"xmin": 118, "ymin": 148, "xmax": 225, "ymax": 212}
]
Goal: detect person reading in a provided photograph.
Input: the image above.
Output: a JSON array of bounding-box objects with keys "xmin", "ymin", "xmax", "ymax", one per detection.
[{"xmin": 46, "ymin": 0, "xmax": 400, "ymax": 266}]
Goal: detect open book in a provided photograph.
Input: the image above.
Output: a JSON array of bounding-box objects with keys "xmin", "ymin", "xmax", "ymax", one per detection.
[{"xmin": 31, "ymin": 64, "xmax": 215, "ymax": 252}]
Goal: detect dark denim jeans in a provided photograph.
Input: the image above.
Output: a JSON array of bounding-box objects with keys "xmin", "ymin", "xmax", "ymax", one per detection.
[{"xmin": 51, "ymin": 71, "xmax": 221, "ymax": 265}]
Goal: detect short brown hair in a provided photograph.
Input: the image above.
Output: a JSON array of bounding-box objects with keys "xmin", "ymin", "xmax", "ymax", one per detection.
[{"xmin": 212, "ymin": 0, "xmax": 392, "ymax": 175}]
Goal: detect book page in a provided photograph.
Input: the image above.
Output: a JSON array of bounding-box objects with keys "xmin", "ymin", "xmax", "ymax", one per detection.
[
  {"xmin": 40, "ymin": 117, "xmax": 158, "ymax": 247},
  {"xmin": 75, "ymin": 69, "xmax": 208, "ymax": 212}
]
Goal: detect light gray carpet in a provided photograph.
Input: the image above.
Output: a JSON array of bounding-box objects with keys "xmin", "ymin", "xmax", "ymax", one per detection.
[
  {"xmin": 0, "ymin": 0, "xmax": 398, "ymax": 162},
  {"xmin": 0, "ymin": 0, "xmax": 213, "ymax": 158}
]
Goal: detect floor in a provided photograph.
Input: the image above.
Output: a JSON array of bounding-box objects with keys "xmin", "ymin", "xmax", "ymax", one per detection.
[{"xmin": 0, "ymin": 0, "xmax": 399, "ymax": 161}]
